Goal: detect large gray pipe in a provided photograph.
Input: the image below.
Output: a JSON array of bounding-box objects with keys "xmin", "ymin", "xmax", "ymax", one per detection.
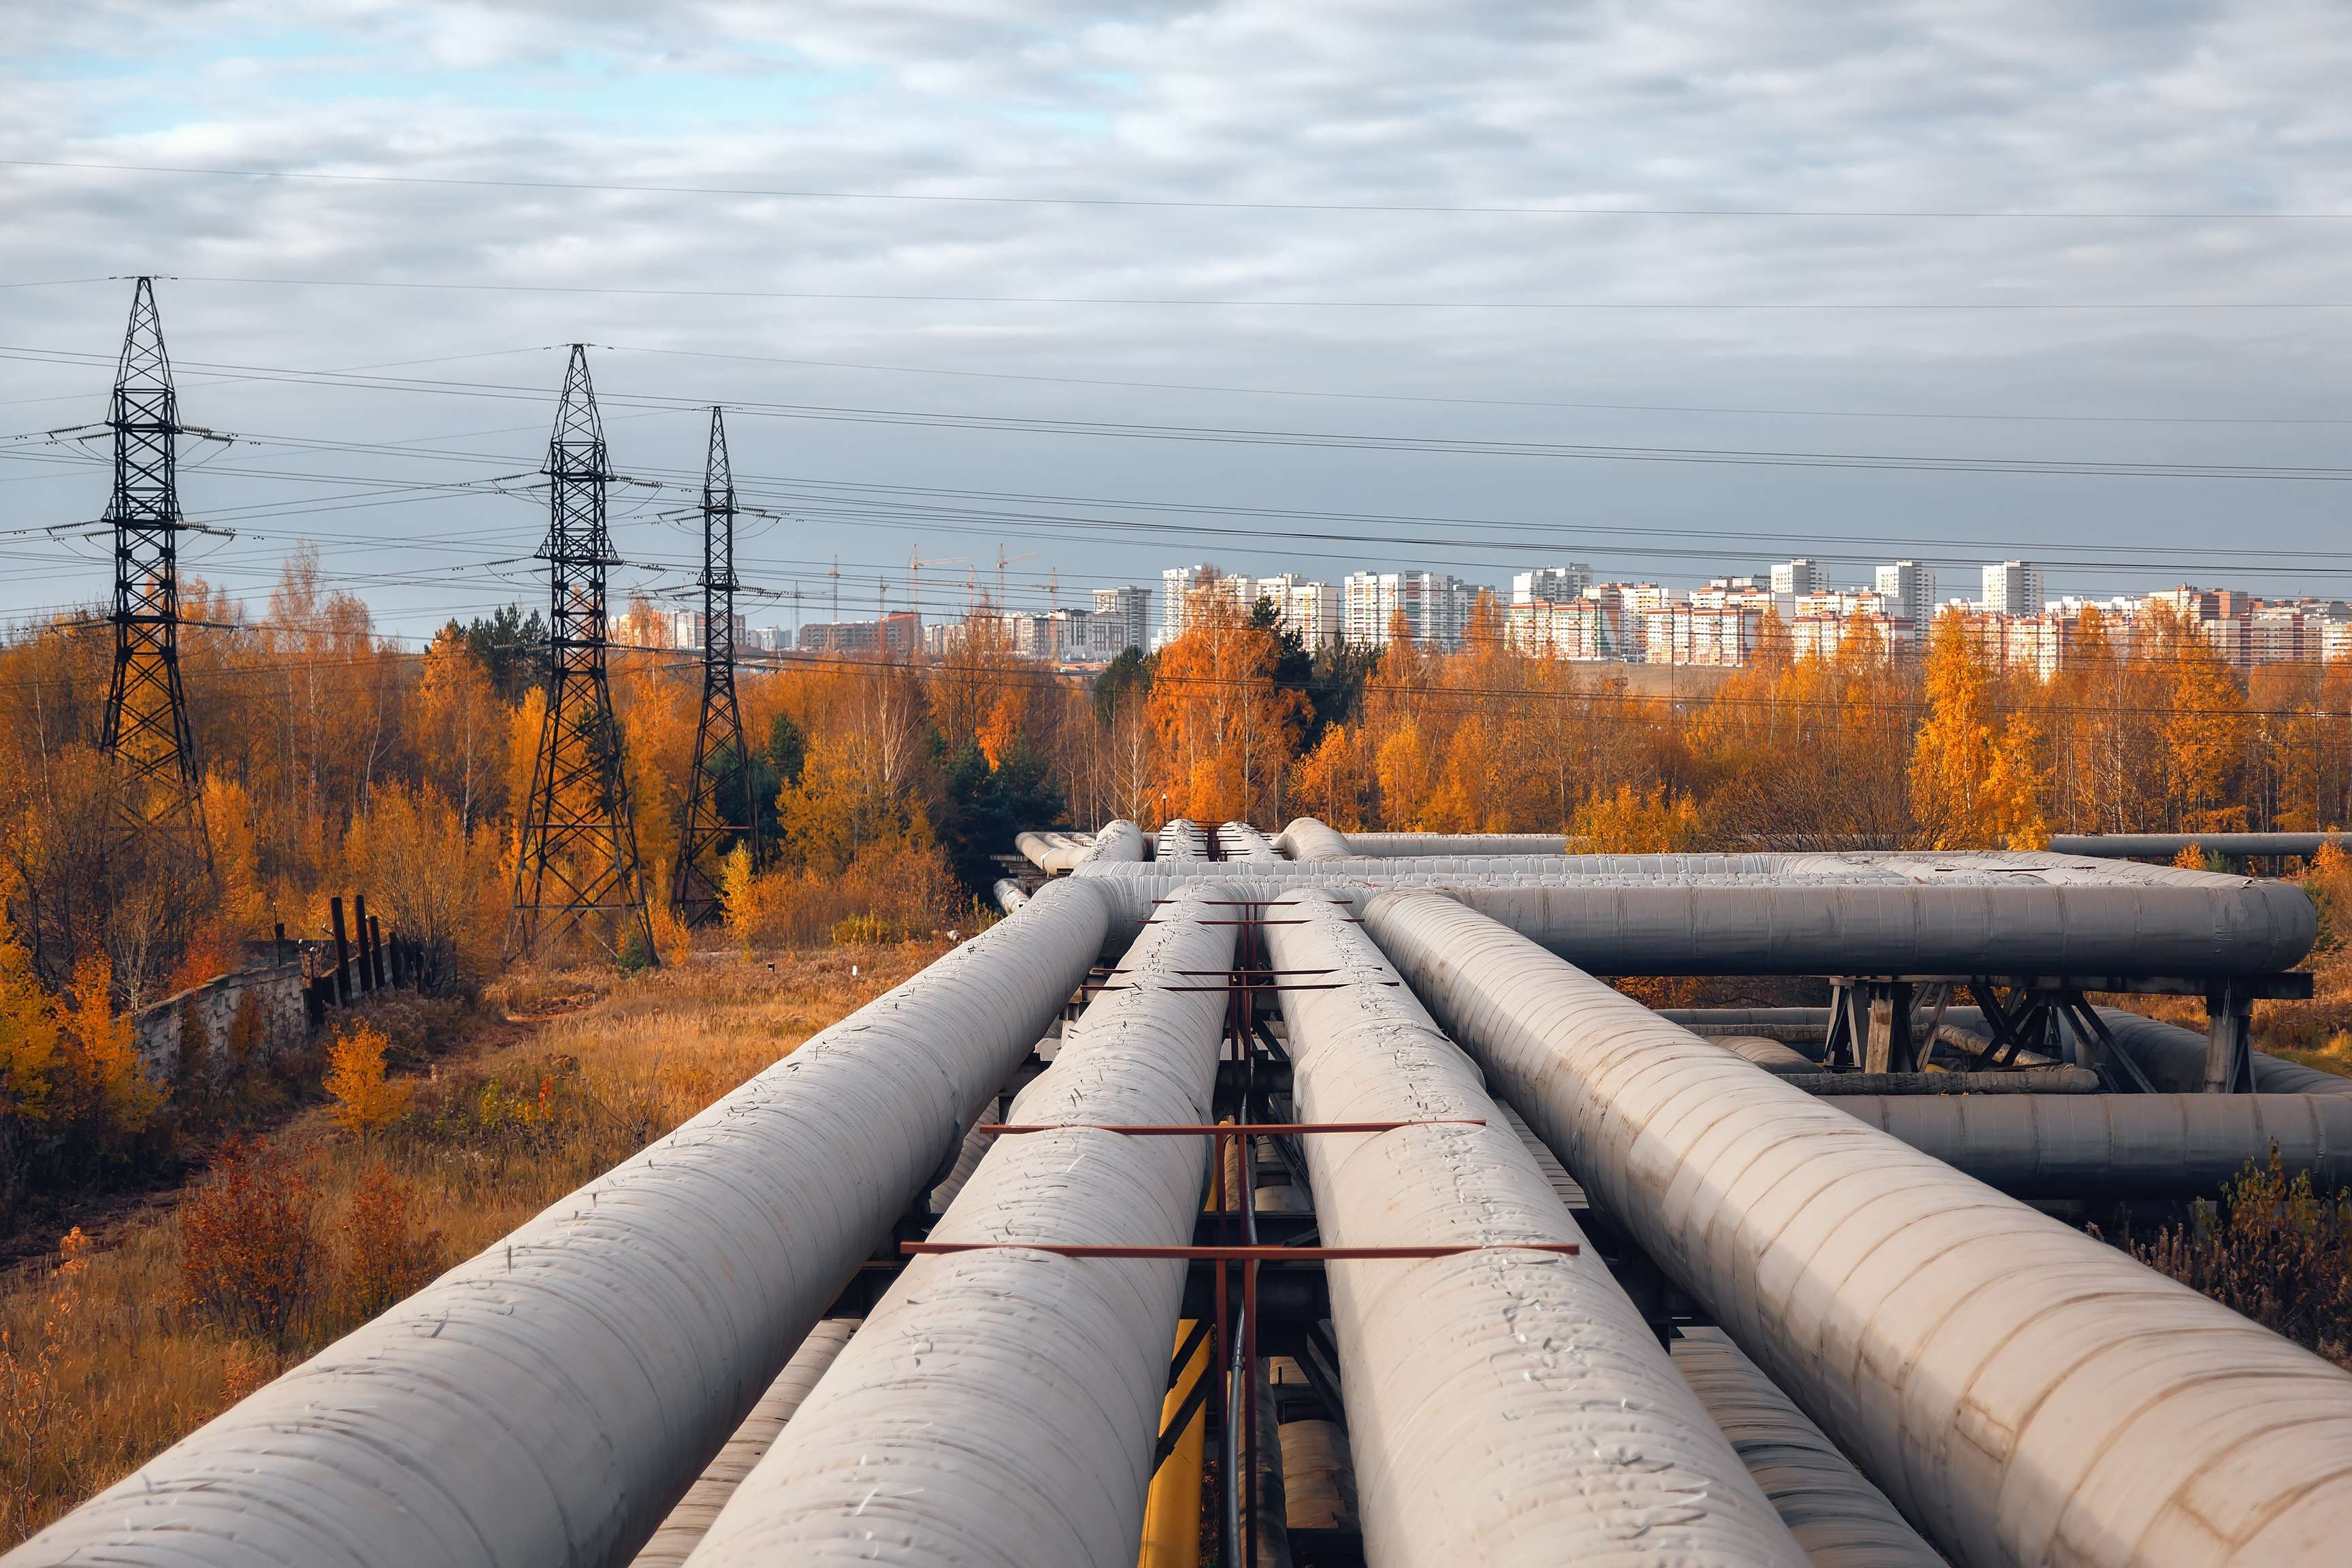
[
  {"xmin": 1367, "ymin": 889, "xmax": 2352, "ymax": 1568},
  {"xmin": 1265, "ymin": 893, "xmax": 1806, "ymax": 1566},
  {"xmin": 1156, "ymin": 818, "xmax": 1209, "ymax": 860},
  {"xmin": 2053, "ymin": 832, "xmax": 2351, "ymax": 859},
  {"xmin": 1275, "ymin": 815, "xmax": 1354, "ymax": 860},
  {"xmin": 1341, "ymin": 830, "xmax": 1571, "ymax": 857},
  {"xmin": 1069, "ymin": 866, "xmax": 2314, "ymax": 978},
  {"xmin": 7, "ymin": 879, "xmax": 1115, "ymax": 1568},
  {"xmin": 1218, "ymin": 820, "xmax": 1284, "ymax": 860},
  {"xmin": 1827, "ymin": 1092, "xmax": 2352, "ymax": 1196},
  {"xmin": 1083, "ymin": 818, "xmax": 1147, "ymax": 866},
  {"xmin": 2093, "ymin": 1007, "xmax": 2352, "ymax": 1096},
  {"xmin": 1442, "ymin": 879, "xmax": 2315, "ymax": 977},
  {"xmin": 687, "ymin": 886, "xmax": 1238, "ymax": 1567},
  {"xmin": 1015, "ymin": 828, "xmax": 1095, "ymax": 873},
  {"xmin": 1016, "ymin": 821, "xmax": 1145, "ymax": 873}
]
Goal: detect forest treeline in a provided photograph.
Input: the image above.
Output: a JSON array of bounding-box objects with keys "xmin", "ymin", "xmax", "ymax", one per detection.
[{"xmin": 1, "ymin": 558, "xmax": 2349, "ymax": 1203}]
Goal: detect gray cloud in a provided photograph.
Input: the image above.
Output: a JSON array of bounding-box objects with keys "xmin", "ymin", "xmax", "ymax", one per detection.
[{"xmin": 3, "ymin": 0, "xmax": 2351, "ymax": 638}]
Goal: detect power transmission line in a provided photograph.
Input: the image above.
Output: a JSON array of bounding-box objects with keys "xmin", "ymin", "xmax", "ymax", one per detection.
[
  {"xmin": 672, "ymin": 406, "xmax": 755, "ymax": 925},
  {"xmin": 508, "ymin": 346, "xmax": 656, "ymax": 964}
]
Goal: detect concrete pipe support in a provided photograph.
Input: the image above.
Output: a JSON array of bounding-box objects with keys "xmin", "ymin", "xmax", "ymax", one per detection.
[
  {"xmin": 1367, "ymin": 889, "xmax": 2352, "ymax": 1568},
  {"xmin": 7, "ymin": 879, "xmax": 1116, "ymax": 1568},
  {"xmin": 1264, "ymin": 893, "xmax": 1807, "ymax": 1567},
  {"xmin": 685, "ymin": 885, "xmax": 1240, "ymax": 1568}
]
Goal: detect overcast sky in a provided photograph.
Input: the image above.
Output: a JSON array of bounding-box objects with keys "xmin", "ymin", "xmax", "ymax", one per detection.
[{"xmin": 4, "ymin": 0, "xmax": 2351, "ymax": 640}]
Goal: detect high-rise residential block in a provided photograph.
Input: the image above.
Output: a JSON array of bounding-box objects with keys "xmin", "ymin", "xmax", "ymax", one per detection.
[
  {"xmin": 1092, "ymin": 585, "xmax": 1150, "ymax": 653},
  {"xmin": 1343, "ymin": 570, "xmax": 1473, "ymax": 651},
  {"xmin": 1874, "ymin": 560, "xmax": 1937, "ymax": 631},
  {"xmin": 1770, "ymin": 558, "xmax": 1827, "ymax": 598},
  {"xmin": 1982, "ymin": 560, "xmax": 2044, "ymax": 616},
  {"xmin": 1512, "ymin": 564, "xmax": 1595, "ymax": 604}
]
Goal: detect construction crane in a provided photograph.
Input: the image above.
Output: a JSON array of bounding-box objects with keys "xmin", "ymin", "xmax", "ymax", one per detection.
[
  {"xmin": 994, "ymin": 546, "xmax": 1038, "ymax": 610},
  {"xmin": 907, "ymin": 545, "xmax": 965, "ymax": 622}
]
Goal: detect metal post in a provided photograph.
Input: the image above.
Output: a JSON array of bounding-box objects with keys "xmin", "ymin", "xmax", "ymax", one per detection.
[
  {"xmin": 2205, "ymin": 981, "xmax": 2252, "ymax": 1093},
  {"xmin": 328, "ymin": 897, "xmax": 352, "ymax": 1006},
  {"xmin": 352, "ymin": 896, "xmax": 376, "ymax": 995},
  {"xmin": 1865, "ymin": 980, "xmax": 1914, "ymax": 1074}
]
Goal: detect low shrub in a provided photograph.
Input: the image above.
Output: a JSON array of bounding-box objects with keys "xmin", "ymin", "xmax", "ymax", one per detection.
[{"xmin": 176, "ymin": 1139, "xmax": 317, "ymax": 1350}]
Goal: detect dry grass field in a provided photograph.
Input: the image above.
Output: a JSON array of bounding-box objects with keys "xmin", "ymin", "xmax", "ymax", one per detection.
[{"xmin": 0, "ymin": 938, "xmax": 945, "ymax": 1548}]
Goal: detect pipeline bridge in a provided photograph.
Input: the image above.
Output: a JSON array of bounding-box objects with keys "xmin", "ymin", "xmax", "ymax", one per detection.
[{"xmin": 14, "ymin": 821, "xmax": 2352, "ymax": 1567}]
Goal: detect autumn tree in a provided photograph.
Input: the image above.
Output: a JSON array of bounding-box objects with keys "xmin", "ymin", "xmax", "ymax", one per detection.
[
  {"xmin": 1147, "ymin": 589, "xmax": 1307, "ymax": 825},
  {"xmin": 1909, "ymin": 610, "xmax": 2046, "ymax": 849}
]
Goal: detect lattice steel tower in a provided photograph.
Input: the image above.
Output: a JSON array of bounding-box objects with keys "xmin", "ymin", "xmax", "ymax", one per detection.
[
  {"xmin": 100, "ymin": 277, "xmax": 202, "ymax": 828},
  {"xmin": 671, "ymin": 406, "xmax": 756, "ymax": 925},
  {"xmin": 508, "ymin": 346, "xmax": 655, "ymax": 961}
]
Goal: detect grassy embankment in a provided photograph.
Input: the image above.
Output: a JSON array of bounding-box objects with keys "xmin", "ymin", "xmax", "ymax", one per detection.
[{"xmin": 0, "ymin": 939, "xmax": 943, "ymax": 1548}]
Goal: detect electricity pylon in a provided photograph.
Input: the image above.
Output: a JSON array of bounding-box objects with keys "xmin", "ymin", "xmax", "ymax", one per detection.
[
  {"xmin": 100, "ymin": 278, "xmax": 203, "ymax": 833},
  {"xmin": 671, "ymin": 406, "xmax": 755, "ymax": 925},
  {"xmin": 508, "ymin": 345, "xmax": 656, "ymax": 962}
]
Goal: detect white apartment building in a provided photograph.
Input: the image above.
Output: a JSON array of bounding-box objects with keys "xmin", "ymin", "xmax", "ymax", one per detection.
[
  {"xmin": 1252, "ymin": 572, "xmax": 1343, "ymax": 650},
  {"xmin": 1505, "ymin": 595, "xmax": 1631, "ymax": 661},
  {"xmin": 1091, "ymin": 586, "xmax": 1150, "ymax": 655},
  {"xmin": 1874, "ymin": 561, "xmax": 1937, "ymax": 631},
  {"xmin": 1982, "ymin": 560, "xmax": 2045, "ymax": 616},
  {"xmin": 1343, "ymin": 570, "xmax": 1474, "ymax": 651},
  {"xmin": 1642, "ymin": 602, "xmax": 1767, "ymax": 667},
  {"xmin": 1157, "ymin": 564, "xmax": 1234, "ymax": 647},
  {"xmin": 1512, "ymin": 564, "xmax": 1595, "ymax": 605},
  {"xmin": 1771, "ymin": 558, "xmax": 1828, "ymax": 597}
]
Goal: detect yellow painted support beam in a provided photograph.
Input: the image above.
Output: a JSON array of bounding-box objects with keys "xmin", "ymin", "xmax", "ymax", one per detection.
[{"xmin": 1137, "ymin": 1320, "xmax": 1209, "ymax": 1568}]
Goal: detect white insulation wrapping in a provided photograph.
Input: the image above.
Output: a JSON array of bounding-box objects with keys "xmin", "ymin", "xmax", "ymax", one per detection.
[
  {"xmin": 685, "ymin": 885, "xmax": 1239, "ymax": 1568},
  {"xmin": 2093, "ymin": 1006, "xmax": 2352, "ymax": 1096},
  {"xmin": 1014, "ymin": 821, "xmax": 1145, "ymax": 874},
  {"xmin": 1015, "ymin": 828, "xmax": 1096, "ymax": 873},
  {"xmin": 1263, "ymin": 892, "xmax": 1808, "ymax": 1567},
  {"xmin": 1669, "ymin": 1329, "xmax": 1943, "ymax": 1568},
  {"xmin": 1082, "ymin": 818, "xmax": 1147, "ymax": 866},
  {"xmin": 1218, "ymin": 820, "xmax": 1284, "ymax": 860},
  {"xmin": 1068, "ymin": 862, "xmax": 2315, "ymax": 977},
  {"xmin": 1275, "ymin": 815, "xmax": 1355, "ymax": 860},
  {"xmin": 1155, "ymin": 818, "xmax": 1209, "ymax": 860},
  {"xmin": 6, "ymin": 878, "xmax": 1116, "ymax": 1568},
  {"xmin": 1827, "ymin": 1091, "xmax": 2352, "ymax": 1196},
  {"xmin": 1368, "ymin": 889, "xmax": 2352, "ymax": 1568}
]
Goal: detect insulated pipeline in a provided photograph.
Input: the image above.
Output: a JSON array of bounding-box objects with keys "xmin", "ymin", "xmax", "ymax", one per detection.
[
  {"xmin": 2093, "ymin": 1007, "xmax": 2352, "ymax": 1096},
  {"xmin": 1824, "ymin": 1091, "xmax": 2352, "ymax": 1197},
  {"xmin": 7, "ymin": 879, "xmax": 1116, "ymax": 1568},
  {"xmin": 1265, "ymin": 893, "xmax": 1806, "ymax": 1567},
  {"xmin": 686, "ymin": 885, "xmax": 1239, "ymax": 1568},
  {"xmin": 1369, "ymin": 889, "xmax": 2352, "ymax": 1568}
]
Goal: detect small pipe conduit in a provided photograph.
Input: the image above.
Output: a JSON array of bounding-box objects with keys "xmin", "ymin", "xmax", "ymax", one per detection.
[
  {"xmin": 1368, "ymin": 889, "xmax": 2352, "ymax": 1568},
  {"xmin": 685, "ymin": 886, "xmax": 1240, "ymax": 1568},
  {"xmin": 6, "ymin": 878, "xmax": 1117, "ymax": 1568},
  {"xmin": 1264, "ymin": 892, "xmax": 1808, "ymax": 1567}
]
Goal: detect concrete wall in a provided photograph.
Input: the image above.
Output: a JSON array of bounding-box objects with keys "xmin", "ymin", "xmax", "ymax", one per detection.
[{"xmin": 131, "ymin": 962, "xmax": 308, "ymax": 1081}]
